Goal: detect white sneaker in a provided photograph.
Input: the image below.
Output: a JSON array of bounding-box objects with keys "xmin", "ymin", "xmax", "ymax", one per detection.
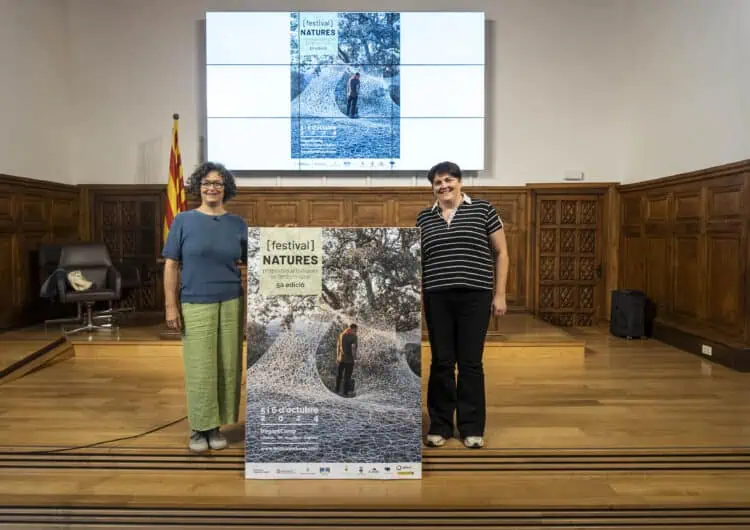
[
  {"xmin": 207, "ymin": 428, "xmax": 228, "ymax": 450},
  {"xmin": 425, "ymin": 434, "xmax": 446, "ymax": 447},
  {"xmin": 188, "ymin": 431, "xmax": 208, "ymax": 453},
  {"xmin": 463, "ymin": 436, "xmax": 485, "ymax": 449}
]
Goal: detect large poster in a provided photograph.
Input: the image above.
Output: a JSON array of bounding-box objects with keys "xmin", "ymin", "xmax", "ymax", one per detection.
[
  {"xmin": 290, "ymin": 12, "xmax": 400, "ymax": 169},
  {"xmin": 244, "ymin": 227, "xmax": 422, "ymax": 479}
]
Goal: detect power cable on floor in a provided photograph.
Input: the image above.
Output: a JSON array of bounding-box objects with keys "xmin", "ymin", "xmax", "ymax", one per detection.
[{"xmin": 9, "ymin": 416, "xmax": 187, "ymax": 455}]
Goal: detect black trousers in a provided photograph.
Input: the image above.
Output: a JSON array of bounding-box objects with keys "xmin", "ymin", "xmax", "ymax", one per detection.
[
  {"xmin": 424, "ymin": 288, "xmax": 492, "ymax": 438},
  {"xmin": 336, "ymin": 361, "xmax": 354, "ymax": 393},
  {"xmin": 346, "ymin": 95, "xmax": 358, "ymax": 117}
]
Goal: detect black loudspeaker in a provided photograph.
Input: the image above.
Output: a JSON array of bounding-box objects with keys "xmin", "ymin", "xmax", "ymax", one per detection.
[{"xmin": 610, "ymin": 290, "xmax": 648, "ymax": 338}]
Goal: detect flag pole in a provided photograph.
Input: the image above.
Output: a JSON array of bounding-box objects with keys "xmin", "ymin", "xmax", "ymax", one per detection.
[{"xmin": 163, "ymin": 113, "xmax": 186, "ymax": 245}]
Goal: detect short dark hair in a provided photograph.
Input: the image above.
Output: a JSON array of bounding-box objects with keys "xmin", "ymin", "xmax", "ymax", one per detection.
[
  {"xmin": 187, "ymin": 161, "xmax": 238, "ymax": 202},
  {"xmin": 349, "ymin": 323, "xmax": 358, "ymax": 329},
  {"xmin": 427, "ymin": 161, "xmax": 462, "ymax": 184}
]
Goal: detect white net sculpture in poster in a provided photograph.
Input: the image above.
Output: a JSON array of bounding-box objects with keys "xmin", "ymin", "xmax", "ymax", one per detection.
[{"xmin": 244, "ymin": 227, "xmax": 422, "ymax": 479}]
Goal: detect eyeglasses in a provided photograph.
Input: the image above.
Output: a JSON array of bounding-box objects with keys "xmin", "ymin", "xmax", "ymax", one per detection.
[{"xmin": 201, "ymin": 181, "xmax": 224, "ymax": 189}]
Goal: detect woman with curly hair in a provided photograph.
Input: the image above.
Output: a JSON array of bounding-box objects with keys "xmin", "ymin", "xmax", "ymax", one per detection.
[{"xmin": 162, "ymin": 161, "xmax": 247, "ymax": 453}]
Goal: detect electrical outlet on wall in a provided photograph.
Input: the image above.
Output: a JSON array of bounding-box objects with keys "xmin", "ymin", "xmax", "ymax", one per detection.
[{"xmin": 701, "ymin": 344, "xmax": 713, "ymax": 356}]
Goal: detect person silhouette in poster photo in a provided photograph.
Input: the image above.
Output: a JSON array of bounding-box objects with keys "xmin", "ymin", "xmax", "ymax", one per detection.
[
  {"xmin": 162, "ymin": 161, "xmax": 248, "ymax": 454},
  {"xmin": 336, "ymin": 323, "xmax": 358, "ymax": 396},
  {"xmin": 346, "ymin": 72, "xmax": 360, "ymax": 118},
  {"xmin": 417, "ymin": 161, "xmax": 509, "ymax": 450}
]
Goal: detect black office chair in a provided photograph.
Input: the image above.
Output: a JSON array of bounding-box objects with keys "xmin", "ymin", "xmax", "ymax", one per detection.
[
  {"xmin": 37, "ymin": 244, "xmax": 75, "ymax": 327},
  {"xmin": 95, "ymin": 258, "xmax": 142, "ymax": 319},
  {"xmin": 56, "ymin": 243, "xmax": 122, "ymax": 334},
  {"xmin": 38, "ymin": 244, "xmax": 62, "ymax": 284}
]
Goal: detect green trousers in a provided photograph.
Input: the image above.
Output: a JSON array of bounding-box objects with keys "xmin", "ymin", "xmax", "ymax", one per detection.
[{"xmin": 181, "ymin": 296, "xmax": 243, "ymax": 432}]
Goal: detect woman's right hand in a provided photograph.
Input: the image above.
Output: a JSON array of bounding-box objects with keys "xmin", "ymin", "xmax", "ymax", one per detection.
[{"xmin": 165, "ymin": 304, "xmax": 182, "ymax": 330}]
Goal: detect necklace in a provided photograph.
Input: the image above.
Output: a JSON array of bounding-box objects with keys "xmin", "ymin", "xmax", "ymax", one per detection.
[{"xmin": 442, "ymin": 207, "xmax": 457, "ymax": 224}]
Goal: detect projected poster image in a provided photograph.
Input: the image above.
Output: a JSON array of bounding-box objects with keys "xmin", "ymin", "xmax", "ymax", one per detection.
[
  {"xmin": 205, "ymin": 11, "xmax": 484, "ymax": 171},
  {"xmin": 244, "ymin": 227, "xmax": 422, "ymax": 479},
  {"xmin": 289, "ymin": 12, "xmax": 400, "ymax": 169}
]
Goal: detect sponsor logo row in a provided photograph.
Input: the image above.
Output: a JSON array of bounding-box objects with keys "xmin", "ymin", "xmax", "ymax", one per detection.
[{"xmin": 246, "ymin": 462, "xmax": 420, "ymax": 479}]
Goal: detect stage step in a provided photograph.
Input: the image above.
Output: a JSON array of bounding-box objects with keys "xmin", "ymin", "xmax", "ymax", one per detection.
[
  {"xmin": 0, "ymin": 337, "xmax": 74, "ymax": 386},
  {"xmin": 2, "ymin": 446, "xmax": 749, "ymax": 472},
  {"xmin": 1, "ymin": 505, "xmax": 749, "ymax": 529}
]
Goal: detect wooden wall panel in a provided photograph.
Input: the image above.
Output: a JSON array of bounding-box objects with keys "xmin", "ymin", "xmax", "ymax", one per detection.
[
  {"xmin": 307, "ymin": 201, "xmax": 345, "ymax": 226},
  {"xmin": 602, "ymin": 185, "xmax": 620, "ymax": 322},
  {"xmin": 227, "ymin": 200, "xmax": 257, "ymax": 226},
  {"xmin": 76, "ymin": 183, "xmax": 615, "ymax": 337},
  {"xmin": 392, "ymin": 200, "xmax": 427, "ymax": 227},
  {"xmin": 351, "ymin": 200, "xmax": 388, "ymax": 226},
  {"xmin": 0, "ymin": 174, "xmax": 81, "ymax": 329},
  {"xmin": 706, "ymin": 235, "xmax": 742, "ymax": 331},
  {"xmin": 186, "ymin": 186, "xmax": 531, "ymax": 324},
  {"xmin": 262, "ymin": 200, "xmax": 301, "ymax": 226},
  {"xmin": 645, "ymin": 236, "xmax": 669, "ymax": 311},
  {"xmin": 0, "ymin": 234, "xmax": 15, "ymax": 326},
  {"xmin": 620, "ymin": 234, "xmax": 645, "ymax": 293},
  {"xmin": 187, "ymin": 187, "xmax": 530, "ymax": 311},
  {"xmin": 673, "ymin": 235, "xmax": 700, "ymax": 318},
  {"xmin": 1, "ymin": 177, "xmax": 615, "ymax": 335},
  {"xmin": 618, "ymin": 159, "xmax": 750, "ymax": 371},
  {"xmin": 82, "ymin": 185, "xmax": 166, "ymax": 311},
  {"xmin": 0, "ymin": 196, "xmax": 13, "ymax": 227}
]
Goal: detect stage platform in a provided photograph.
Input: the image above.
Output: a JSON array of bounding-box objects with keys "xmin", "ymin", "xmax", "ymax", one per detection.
[{"xmin": 0, "ymin": 313, "xmax": 749, "ymax": 528}]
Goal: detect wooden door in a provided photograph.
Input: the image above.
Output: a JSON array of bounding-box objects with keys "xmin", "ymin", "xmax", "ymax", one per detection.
[{"xmin": 534, "ymin": 194, "xmax": 603, "ymax": 326}]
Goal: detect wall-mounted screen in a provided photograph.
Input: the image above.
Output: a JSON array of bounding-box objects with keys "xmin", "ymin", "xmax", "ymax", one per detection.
[{"xmin": 205, "ymin": 11, "xmax": 485, "ymax": 171}]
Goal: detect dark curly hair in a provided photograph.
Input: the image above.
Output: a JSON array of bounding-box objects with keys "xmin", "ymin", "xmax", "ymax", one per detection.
[{"xmin": 186, "ymin": 161, "xmax": 238, "ymax": 202}]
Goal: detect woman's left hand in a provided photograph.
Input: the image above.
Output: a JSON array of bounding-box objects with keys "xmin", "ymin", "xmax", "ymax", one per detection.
[{"xmin": 492, "ymin": 293, "xmax": 507, "ymax": 316}]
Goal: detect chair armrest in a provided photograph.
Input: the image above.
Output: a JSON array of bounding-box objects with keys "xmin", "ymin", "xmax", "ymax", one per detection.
[
  {"xmin": 118, "ymin": 259, "xmax": 142, "ymax": 287},
  {"xmin": 56, "ymin": 272, "xmax": 70, "ymax": 303}
]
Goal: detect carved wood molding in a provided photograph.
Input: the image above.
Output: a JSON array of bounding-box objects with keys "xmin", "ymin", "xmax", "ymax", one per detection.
[{"xmin": 618, "ymin": 159, "xmax": 750, "ymax": 192}]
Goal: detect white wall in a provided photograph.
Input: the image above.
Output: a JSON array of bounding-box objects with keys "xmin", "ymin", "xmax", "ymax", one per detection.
[
  {"xmin": 622, "ymin": 0, "xmax": 750, "ymax": 183},
  {"xmin": 65, "ymin": 0, "xmax": 630, "ymax": 186},
  {"xmin": 5, "ymin": 0, "xmax": 745, "ymax": 186},
  {"xmin": 0, "ymin": 0, "xmax": 70, "ymax": 184}
]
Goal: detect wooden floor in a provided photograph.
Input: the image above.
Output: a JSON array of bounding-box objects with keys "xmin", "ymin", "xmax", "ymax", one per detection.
[{"xmin": 0, "ymin": 313, "xmax": 749, "ymax": 528}]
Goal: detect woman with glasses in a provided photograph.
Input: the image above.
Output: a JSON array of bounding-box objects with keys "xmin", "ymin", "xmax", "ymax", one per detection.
[{"xmin": 162, "ymin": 161, "xmax": 247, "ymax": 453}]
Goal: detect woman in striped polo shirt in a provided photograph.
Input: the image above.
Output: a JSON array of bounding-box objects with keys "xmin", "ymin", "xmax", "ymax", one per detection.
[{"xmin": 416, "ymin": 161, "xmax": 509, "ymax": 449}]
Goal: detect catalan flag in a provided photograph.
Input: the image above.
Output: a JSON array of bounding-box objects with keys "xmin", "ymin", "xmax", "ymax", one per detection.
[{"xmin": 163, "ymin": 113, "xmax": 187, "ymax": 244}]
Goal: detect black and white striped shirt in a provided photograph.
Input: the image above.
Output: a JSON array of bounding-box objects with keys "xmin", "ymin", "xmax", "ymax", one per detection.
[{"xmin": 416, "ymin": 193, "xmax": 503, "ymax": 292}]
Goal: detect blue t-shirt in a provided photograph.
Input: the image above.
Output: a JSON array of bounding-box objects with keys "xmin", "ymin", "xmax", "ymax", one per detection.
[{"xmin": 162, "ymin": 209, "xmax": 248, "ymax": 303}]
